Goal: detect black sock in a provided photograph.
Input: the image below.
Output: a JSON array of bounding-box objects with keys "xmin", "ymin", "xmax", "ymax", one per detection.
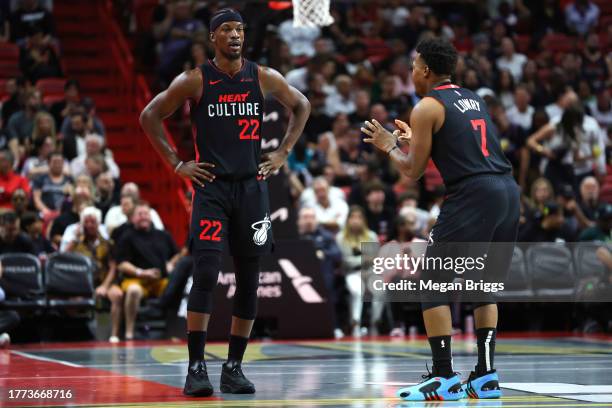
[
  {"xmin": 428, "ymin": 335, "xmax": 453, "ymax": 378},
  {"xmin": 475, "ymin": 327, "xmax": 496, "ymax": 375},
  {"xmin": 187, "ymin": 331, "xmax": 207, "ymax": 365},
  {"xmin": 227, "ymin": 335, "xmax": 249, "ymax": 363}
]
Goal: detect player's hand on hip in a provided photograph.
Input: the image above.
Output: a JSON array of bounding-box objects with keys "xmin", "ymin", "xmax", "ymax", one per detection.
[
  {"xmin": 259, "ymin": 150, "xmax": 288, "ymax": 180},
  {"xmin": 361, "ymin": 119, "xmax": 397, "ymax": 153},
  {"xmin": 176, "ymin": 160, "xmax": 215, "ymax": 187},
  {"xmin": 394, "ymin": 119, "xmax": 412, "ymax": 144}
]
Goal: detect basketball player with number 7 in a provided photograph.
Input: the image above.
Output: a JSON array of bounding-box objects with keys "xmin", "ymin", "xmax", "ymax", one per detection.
[
  {"xmin": 362, "ymin": 38, "xmax": 520, "ymax": 401},
  {"xmin": 140, "ymin": 8, "xmax": 310, "ymax": 397}
]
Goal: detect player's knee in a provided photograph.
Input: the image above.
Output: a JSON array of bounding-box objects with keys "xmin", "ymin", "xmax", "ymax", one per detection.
[
  {"xmin": 473, "ymin": 301, "xmax": 496, "ymax": 309},
  {"xmin": 421, "ymin": 301, "xmax": 450, "ymax": 311},
  {"xmin": 232, "ymin": 256, "xmax": 260, "ymax": 320},
  {"xmin": 188, "ymin": 250, "xmax": 222, "ymax": 314}
]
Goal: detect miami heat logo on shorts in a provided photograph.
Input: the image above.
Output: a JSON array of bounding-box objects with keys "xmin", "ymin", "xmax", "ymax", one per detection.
[{"xmin": 251, "ymin": 214, "xmax": 271, "ymax": 246}]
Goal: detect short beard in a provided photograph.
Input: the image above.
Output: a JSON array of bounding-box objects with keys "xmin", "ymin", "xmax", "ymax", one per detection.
[{"xmin": 219, "ymin": 49, "xmax": 242, "ymax": 61}]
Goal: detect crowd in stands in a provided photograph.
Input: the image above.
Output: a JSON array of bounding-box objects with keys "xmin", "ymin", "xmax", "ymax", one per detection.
[
  {"xmin": 0, "ymin": 0, "xmax": 188, "ymax": 346},
  {"xmin": 2, "ymin": 0, "xmax": 612, "ymax": 345},
  {"xmin": 128, "ymin": 0, "xmax": 611, "ymax": 335}
]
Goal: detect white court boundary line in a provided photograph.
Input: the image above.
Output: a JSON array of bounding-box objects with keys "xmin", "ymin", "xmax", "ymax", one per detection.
[{"xmin": 10, "ymin": 350, "xmax": 83, "ymax": 368}]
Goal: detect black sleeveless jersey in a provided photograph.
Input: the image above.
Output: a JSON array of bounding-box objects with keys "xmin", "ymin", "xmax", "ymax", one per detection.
[
  {"xmin": 426, "ymin": 84, "xmax": 512, "ymax": 187},
  {"xmin": 191, "ymin": 59, "xmax": 264, "ymax": 180}
]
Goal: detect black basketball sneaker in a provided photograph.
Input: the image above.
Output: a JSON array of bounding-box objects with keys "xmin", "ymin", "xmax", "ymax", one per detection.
[
  {"xmin": 183, "ymin": 360, "xmax": 214, "ymax": 397},
  {"xmin": 220, "ymin": 360, "xmax": 256, "ymax": 394}
]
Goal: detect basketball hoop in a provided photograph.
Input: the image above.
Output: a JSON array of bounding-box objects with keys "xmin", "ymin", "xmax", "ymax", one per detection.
[{"xmin": 292, "ymin": 0, "xmax": 334, "ymax": 28}]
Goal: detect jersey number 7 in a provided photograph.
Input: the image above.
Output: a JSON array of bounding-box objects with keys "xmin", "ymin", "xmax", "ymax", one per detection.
[{"xmin": 471, "ymin": 119, "xmax": 489, "ymax": 157}]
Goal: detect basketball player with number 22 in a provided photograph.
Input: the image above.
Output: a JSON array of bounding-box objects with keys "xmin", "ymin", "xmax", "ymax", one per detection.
[{"xmin": 140, "ymin": 9, "xmax": 310, "ymax": 397}]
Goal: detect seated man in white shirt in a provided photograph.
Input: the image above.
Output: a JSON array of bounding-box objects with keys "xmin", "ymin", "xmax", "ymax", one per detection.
[
  {"xmin": 506, "ymin": 85, "xmax": 534, "ymax": 131},
  {"xmin": 70, "ymin": 133, "xmax": 120, "ymax": 179},
  {"xmin": 310, "ymin": 176, "xmax": 349, "ymax": 234},
  {"xmin": 496, "ymin": 37, "xmax": 527, "ymax": 82},
  {"xmin": 104, "ymin": 183, "xmax": 164, "ymax": 234}
]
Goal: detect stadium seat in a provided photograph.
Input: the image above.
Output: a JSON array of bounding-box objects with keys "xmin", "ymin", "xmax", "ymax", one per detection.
[
  {"xmin": 45, "ymin": 252, "xmax": 95, "ymax": 308},
  {"xmin": 544, "ymin": 34, "xmax": 576, "ymax": 54},
  {"xmin": 573, "ymin": 242, "xmax": 609, "ymax": 279},
  {"xmin": 0, "ymin": 62, "xmax": 20, "ymax": 79},
  {"xmin": 495, "ymin": 246, "xmax": 534, "ymax": 301},
  {"xmin": 0, "ymin": 43, "xmax": 19, "ymax": 63},
  {"xmin": 36, "ymin": 78, "xmax": 67, "ymax": 97},
  {"xmin": 0, "ymin": 253, "xmax": 46, "ymax": 310},
  {"xmin": 43, "ymin": 94, "xmax": 65, "ymax": 106},
  {"xmin": 525, "ymin": 243, "xmax": 575, "ymax": 299}
]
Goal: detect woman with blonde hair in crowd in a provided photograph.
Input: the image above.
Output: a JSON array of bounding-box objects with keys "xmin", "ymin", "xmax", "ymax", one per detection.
[{"xmin": 337, "ymin": 205, "xmax": 378, "ymax": 337}]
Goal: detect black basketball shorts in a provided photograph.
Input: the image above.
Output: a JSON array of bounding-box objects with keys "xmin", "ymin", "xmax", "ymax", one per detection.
[
  {"xmin": 421, "ymin": 174, "xmax": 520, "ymax": 305},
  {"xmin": 189, "ymin": 177, "xmax": 274, "ymax": 256}
]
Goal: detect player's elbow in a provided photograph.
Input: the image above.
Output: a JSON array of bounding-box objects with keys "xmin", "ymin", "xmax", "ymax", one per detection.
[{"xmin": 295, "ymin": 94, "xmax": 311, "ymax": 115}]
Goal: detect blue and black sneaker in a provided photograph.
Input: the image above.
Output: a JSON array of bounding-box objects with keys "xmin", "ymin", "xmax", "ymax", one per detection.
[
  {"xmin": 396, "ymin": 366, "xmax": 465, "ymax": 401},
  {"xmin": 462, "ymin": 370, "xmax": 502, "ymax": 399}
]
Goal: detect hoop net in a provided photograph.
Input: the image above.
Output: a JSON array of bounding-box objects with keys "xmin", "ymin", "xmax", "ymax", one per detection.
[{"xmin": 292, "ymin": 0, "xmax": 334, "ymax": 27}]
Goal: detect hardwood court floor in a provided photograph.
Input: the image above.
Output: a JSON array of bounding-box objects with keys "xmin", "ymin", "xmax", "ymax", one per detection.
[{"xmin": 1, "ymin": 333, "xmax": 611, "ymax": 407}]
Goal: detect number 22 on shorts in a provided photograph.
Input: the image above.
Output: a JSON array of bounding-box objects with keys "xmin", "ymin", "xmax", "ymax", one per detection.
[{"xmin": 199, "ymin": 219, "xmax": 222, "ymax": 241}]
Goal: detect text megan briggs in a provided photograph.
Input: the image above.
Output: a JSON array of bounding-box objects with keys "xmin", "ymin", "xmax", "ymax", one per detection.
[{"xmin": 372, "ymin": 279, "xmax": 505, "ymax": 293}]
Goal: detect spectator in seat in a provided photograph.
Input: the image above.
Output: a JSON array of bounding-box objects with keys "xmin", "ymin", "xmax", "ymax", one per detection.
[
  {"xmin": 0, "ymin": 261, "xmax": 21, "ymax": 349},
  {"xmin": 60, "ymin": 98, "xmax": 106, "ymax": 140},
  {"xmin": 582, "ymin": 33, "xmax": 609, "ymax": 91},
  {"xmin": 61, "ymin": 111, "xmax": 88, "ymax": 160},
  {"xmin": 28, "ymin": 110, "xmax": 56, "ymax": 152},
  {"xmin": 589, "ymin": 89, "xmax": 612, "ymax": 131},
  {"xmin": 348, "ymin": 90, "xmax": 371, "ymax": 126},
  {"xmin": 20, "ymin": 211, "xmax": 53, "ymax": 256},
  {"xmin": 0, "ymin": 149, "xmax": 30, "ymax": 209},
  {"xmin": 117, "ymin": 202, "xmax": 181, "ymax": 340},
  {"xmin": 310, "ymin": 176, "xmax": 349, "ymax": 234},
  {"xmin": 579, "ymin": 176, "xmax": 601, "ymax": 222},
  {"xmin": 69, "ymin": 133, "xmax": 119, "ymax": 179},
  {"xmin": 565, "ymin": 0, "xmax": 599, "ymax": 37},
  {"xmin": 299, "ymin": 166, "xmax": 345, "ymax": 208},
  {"xmin": 49, "ymin": 79, "xmax": 81, "ymax": 132},
  {"xmin": 7, "ymin": 89, "xmax": 42, "ymax": 161},
  {"xmin": 95, "ymin": 171, "xmax": 118, "ymax": 219},
  {"xmin": 337, "ymin": 205, "xmax": 377, "ymax": 337},
  {"xmin": 348, "ymin": 160, "xmax": 396, "ymax": 211},
  {"xmin": 48, "ymin": 179, "xmax": 94, "ymax": 248},
  {"xmin": 154, "ymin": 0, "xmax": 206, "ymax": 85},
  {"xmin": 104, "ymin": 183, "xmax": 164, "ymax": 233},
  {"xmin": 21, "ymin": 135, "xmax": 65, "ymax": 179},
  {"xmin": 496, "ymin": 37, "xmax": 527, "ymax": 82},
  {"xmin": 0, "ymin": 211, "xmax": 35, "ymax": 254},
  {"xmin": 490, "ymin": 100, "xmax": 528, "ymax": 190},
  {"xmin": 9, "ymin": 0, "xmax": 55, "ymax": 43},
  {"xmin": 1, "ymin": 78, "xmax": 26, "ymax": 127},
  {"xmin": 325, "ymin": 75, "xmax": 356, "ymax": 117},
  {"xmin": 64, "ymin": 206, "xmax": 123, "ymax": 343},
  {"xmin": 377, "ymin": 77, "xmax": 410, "ymax": 120},
  {"xmin": 529, "ymin": 103, "xmax": 606, "ymax": 191},
  {"xmin": 363, "ymin": 181, "xmax": 395, "ymax": 242},
  {"xmin": 32, "ymin": 151, "xmax": 73, "ymax": 219},
  {"xmin": 579, "ymin": 203, "xmax": 612, "ymax": 242},
  {"xmin": 10, "ymin": 188, "xmax": 28, "ymax": 220},
  {"xmin": 545, "ymin": 87, "xmax": 577, "ymax": 121},
  {"xmin": 278, "ymin": 17, "xmax": 321, "ymax": 58},
  {"xmin": 19, "ymin": 26, "xmax": 62, "ymax": 83},
  {"xmin": 507, "ymin": 85, "xmax": 534, "ymax": 131},
  {"xmin": 297, "ymin": 206, "xmax": 343, "ymax": 338}
]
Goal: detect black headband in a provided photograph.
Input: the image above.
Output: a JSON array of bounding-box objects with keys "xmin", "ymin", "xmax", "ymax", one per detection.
[{"xmin": 210, "ymin": 9, "xmax": 243, "ymax": 32}]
